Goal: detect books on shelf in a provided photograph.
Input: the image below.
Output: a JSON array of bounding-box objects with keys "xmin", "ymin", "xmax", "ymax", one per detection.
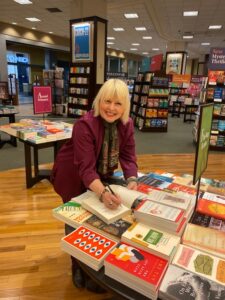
[
  {"xmin": 104, "ymin": 242, "xmax": 168, "ymax": 299},
  {"xmin": 61, "ymin": 225, "xmax": 117, "ymax": 271},
  {"xmin": 182, "ymin": 223, "xmax": 225, "ymax": 259},
  {"xmin": 159, "ymin": 264, "xmax": 225, "ymax": 300},
  {"xmin": 121, "ymin": 221, "xmax": 180, "ymax": 262},
  {"xmin": 133, "ymin": 199, "xmax": 187, "ymax": 235},
  {"xmin": 172, "ymin": 244, "xmax": 225, "ymax": 286},
  {"xmin": 52, "ymin": 200, "xmax": 92, "ymax": 228}
]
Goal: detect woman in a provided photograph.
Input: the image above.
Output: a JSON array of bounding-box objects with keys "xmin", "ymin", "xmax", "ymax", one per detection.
[{"xmin": 51, "ymin": 79, "xmax": 138, "ymax": 291}]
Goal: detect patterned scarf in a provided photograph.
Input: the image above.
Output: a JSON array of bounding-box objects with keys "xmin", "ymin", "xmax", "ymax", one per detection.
[{"xmin": 97, "ymin": 120, "xmax": 119, "ymax": 176}]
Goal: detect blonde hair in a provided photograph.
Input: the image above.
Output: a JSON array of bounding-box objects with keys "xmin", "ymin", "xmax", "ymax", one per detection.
[{"xmin": 92, "ymin": 78, "xmax": 130, "ymax": 123}]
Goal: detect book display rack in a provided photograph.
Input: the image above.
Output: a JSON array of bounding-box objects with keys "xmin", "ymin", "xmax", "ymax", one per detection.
[
  {"xmin": 130, "ymin": 72, "xmax": 170, "ymax": 132},
  {"xmin": 206, "ymin": 71, "xmax": 225, "ymax": 151},
  {"xmin": 68, "ymin": 16, "xmax": 107, "ymax": 118}
]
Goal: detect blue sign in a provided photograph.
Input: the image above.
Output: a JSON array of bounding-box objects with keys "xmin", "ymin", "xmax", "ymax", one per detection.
[{"xmin": 72, "ymin": 22, "xmax": 92, "ymax": 61}]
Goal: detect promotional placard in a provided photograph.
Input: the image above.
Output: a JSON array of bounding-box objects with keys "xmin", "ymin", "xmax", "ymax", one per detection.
[
  {"xmin": 33, "ymin": 86, "xmax": 52, "ymax": 114},
  {"xmin": 166, "ymin": 52, "xmax": 187, "ymax": 75},
  {"xmin": 71, "ymin": 22, "xmax": 94, "ymax": 62},
  {"xmin": 208, "ymin": 48, "xmax": 225, "ymax": 70},
  {"xmin": 193, "ymin": 103, "xmax": 213, "ymax": 185}
]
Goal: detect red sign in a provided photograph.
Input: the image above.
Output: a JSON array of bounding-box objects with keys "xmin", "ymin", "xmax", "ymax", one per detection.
[
  {"xmin": 150, "ymin": 54, "xmax": 163, "ymax": 72},
  {"xmin": 33, "ymin": 86, "xmax": 52, "ymax": 114}
]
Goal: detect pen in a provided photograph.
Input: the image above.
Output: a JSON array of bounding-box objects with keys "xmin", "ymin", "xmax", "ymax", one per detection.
[{"xmin": 106, "ymin": 184, "xmax": 116, "ymax": 195}]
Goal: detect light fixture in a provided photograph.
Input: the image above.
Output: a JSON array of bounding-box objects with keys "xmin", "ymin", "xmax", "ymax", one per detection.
[
  {"xmin": 152, "ymin": 48, "xmax": 159, "ymax": 51},
  {"xmin": 124, "ymin": 13, "xmax": 138, "ymax": 19},
  {"xmin": 49, "ymin": 31, "xmax": 53, "ymax": 34},
  {"xmin": 132, "ymin": 43, "xmax": 140, "ymax": 46},
  {"xmin": 12, "ymin": 22, "xmax": 17, "ymax": 25},
  {"xmin": 183, "ymin": 35, "xmax": 193, "ymax": 39},
  {"xmin": 113, "ymin": 27, "xmax": 124, "ymax": 31},
  {"xmin": 142, "ymin": 52, "xmax": 149, "ymax": 55},
  {"xmin": 26, "ymin": 17, "xmax": 41, "ymax": 22},
  {"xmin": 183, "ymin": 11, "xmax": 198, "ymax": 16},
  {"xmin": 135, "ymin": 27, "xmax": 146, "ymax": 31},
  {"xmin": 32, "ymin": 27, "xmax": 36, "ymax": 30},
  {"xmin": 208, "ymin": 25, "xmax": 222, "ymax": 29},
  {"xmin": 130, "ymin": 48, "xmax": 138, "ymax": 50},
  {"xmin": 107, "ymin": 37, "xmax": 115, "ymax": 40},
  {"xmin": 201, "ymin": 42, "xmax": 210, "ymax": 45},
  {"xmin": 107, "ymin": 42, "xmax": 114, "ymax": 45},
  {"xmin": 14, "ymin": 0, "xmax": 32, "ymax": 4},
  {"xmin": 142, "ymin": 36, "xmax": 152, "ymax": 39}
]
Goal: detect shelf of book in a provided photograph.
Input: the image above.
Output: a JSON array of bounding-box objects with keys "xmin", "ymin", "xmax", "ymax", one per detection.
[{"xmin": 130, "ymin": 73, "xmax": 169, "ymax": 132}]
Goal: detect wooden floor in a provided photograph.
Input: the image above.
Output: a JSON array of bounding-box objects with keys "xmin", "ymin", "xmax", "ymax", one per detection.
[{"xmin": 0, "ymin": 153, "xmax": 224, "ymax": 300}]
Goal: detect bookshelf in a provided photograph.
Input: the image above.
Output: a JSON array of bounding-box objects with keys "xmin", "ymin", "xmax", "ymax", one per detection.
[
  {"xmin": 68, "ymin": 16, "xmax": 107, "ymax": 118},
  {"xmin": 206, "ymin": 71, "xmax": 225, "ymax": 151},
  {"xmin": 130, "ymin": 73, "xmax": 170, "ymax": 132}
]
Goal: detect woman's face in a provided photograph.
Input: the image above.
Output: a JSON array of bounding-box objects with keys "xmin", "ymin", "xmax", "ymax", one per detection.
[{"xmin": 99, "ymin": 98, "xmax": 125, "ymax": 123}]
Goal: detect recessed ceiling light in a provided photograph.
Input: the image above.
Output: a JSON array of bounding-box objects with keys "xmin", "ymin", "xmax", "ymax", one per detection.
[
  {"xmin": 183, "ymin": 35, "xmax": 193, "ymax": 39},
  {"xmin": 201, "ymin": 42, "xmax": 210, "ymax": 45},
  {"xmin": 142, "ymin": 36, "xmax": 152, "ymax": 39},
  {"xmin": 107, "ymin": 37, "xmax": 115, "ymax": 40},
  {"xmin": 132, "ymin": 43, "xmax": 140, "ymax": 46},
  {"xmin": 130, "ymin": 48, "xmax": 138, "ymax": 50},
  {"xmin": 152, "ymin": 48, "xmax": 159, "ymax": 51},
  {"xmin": 107, "ymin": 42, "xmax": 114, "ymax": 45},
  {"xmin": 183, "ymin": 11, "xmax": 198, "ymax": 16},
  {"xmin": 142, "ymin": 52, "xmax": 149, "ymax": 54},
  {"xmin": 26, "ymin": 17, "xmax": 41, "ymax": 22},
  {"xmin": 135, "ymin": 27, "xmax": 146, "ymax": 31},
  {"xmin": 208, "ymin": 25, "xmax": 222, "ymax": 29},
  {"xmin": 49, "ymin": 31, "xmax": 53, "ymax": 34},
  {"xmin": 12, "ymin": 22, "xmax": 17, "ymax": 25},
  {"xmin": 124, "ymin": 13, "xmax": 139, "ymax": 19},
  {"xmin": 14, "ymin": 0, "xmax": 32, "ymax": 4},
  {"xmin": 32, "ymin": 27, "xmax": 36, "ymax": 30},
  {"xmin": 113, "ymin": 27, "xmax": 124, "ymax": 31}
]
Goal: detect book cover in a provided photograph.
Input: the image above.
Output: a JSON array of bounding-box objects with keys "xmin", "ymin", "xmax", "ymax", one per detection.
[
  {"xmin": 166, "ymin": 183, "xmax": 196, "ymax": 195},
  {"xmin": 138, "ymin": 175, "xmax": 171, "ymax": 190},
  {"xmin": 84, "ymin": 214, "xmax": 132, "ymax": 241},
  {"xmin": 191, "ymin": 211, "xmax": 225, "ymax": 231},
  {"xmin": 105, "ymin": 242, "xmax": 168, "ymax": 290},
  {"xmin": 182, "ymin": 223, "xmax": 225, "ymax": 259},
  {"xmin": 159, "ymin": 264, "xmax": 225, "ymax": 300},
  {"xmin": 196, "ymin": 198, "xmax": 225, "ymax": 220},
  {"xmin": 52, "ymin": 201, "xmax": 92, "ymax": 228},
  {"xmin": 121, "ymin": 222, "xmax": 180, "ymax": 261},
  {"xmin": 172, "ymin": 244, "xmax": 225, "ymax": 286},
  {"xmin": 61, "ymin": 225, "xmax": 117, "ymax": 270}
]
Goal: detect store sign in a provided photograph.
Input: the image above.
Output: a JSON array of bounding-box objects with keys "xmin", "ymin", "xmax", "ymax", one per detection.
[
  {"xmin": 33, "ymin": 86, "xmax": 52, "ymax": 114},
  {"xmin": 7, "ymin": 54, "xmax": 29, "ymax": 64},
  {"xmin": 208, "ymin": 48, "xmax": 225, "ymax": 70}
]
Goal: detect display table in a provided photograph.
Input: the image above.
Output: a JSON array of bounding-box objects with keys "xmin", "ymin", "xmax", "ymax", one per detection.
[
  {"xmin": 0, "ymin": 124, "xmax": 70, "ymax": 188},
  {"xmin": 0, "ymin": 113, "xmax": 17, "ymax": 148}
]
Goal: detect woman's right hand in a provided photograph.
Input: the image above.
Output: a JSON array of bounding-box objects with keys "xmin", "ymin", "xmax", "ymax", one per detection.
[{"xmin": 102, "ymin": 191, "xmax": 122, "ymax": 210}]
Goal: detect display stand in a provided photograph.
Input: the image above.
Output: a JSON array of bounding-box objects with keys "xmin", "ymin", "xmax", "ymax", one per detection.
[{"xmin": 68, "ymin": 16, "xmax": 107, "ymax": 118}]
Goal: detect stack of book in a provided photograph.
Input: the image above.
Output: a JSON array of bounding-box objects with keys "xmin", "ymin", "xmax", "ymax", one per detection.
[
  {"xmin": 121, "ymin": 221, "xmax": 180, "ymax": 262},
  {"xmin": 61, "ymin": 225, "xmax": 117, "ymax": 271},
  {"xmin": 104, "ymin": 242, "xmax": 168, "ymax": 300}
]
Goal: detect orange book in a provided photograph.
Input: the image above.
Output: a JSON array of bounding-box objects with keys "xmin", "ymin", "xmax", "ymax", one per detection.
[{"xmin": 197, "ymin": 198, "xmax": 225, "ymax": 220}]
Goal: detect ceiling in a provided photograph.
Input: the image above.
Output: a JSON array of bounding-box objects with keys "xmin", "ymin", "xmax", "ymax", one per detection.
[{"xmin": 1, "ymin": 0, "xmax": 225, "ymax": 59}]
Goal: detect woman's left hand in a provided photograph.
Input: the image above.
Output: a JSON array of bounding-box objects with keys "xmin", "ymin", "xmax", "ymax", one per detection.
[{"xmin": 127, "ymin": 181, "xmax": 138, "ymax": 190}]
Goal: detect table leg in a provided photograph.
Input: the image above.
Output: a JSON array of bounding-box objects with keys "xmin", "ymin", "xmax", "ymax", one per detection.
[{"xmin": 24, "ymin": 143, "xmax": 33, "ymax": 188}]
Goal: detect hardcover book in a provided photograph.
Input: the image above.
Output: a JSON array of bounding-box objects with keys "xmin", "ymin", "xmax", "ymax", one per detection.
[
  {"xmin": 159, "ymin": 264, "xmax": 225, "ymax": 300},
  {"xmin": 61, "ymin": 225, "xmax": 117, "ymax": 271},
  {"xmin": 121, "ymin": 221, "xmax": 180, "ymax": 261},
  {"xmin": 172, "ymin": 244, "xmax": 225, "ymax": 286},
  {"xmin": 182, "ymin": 223, "xmax": 225, "ymax": 259},
  {"xmin": 196, "ymin": 198, "xmax": 225, "ymax": 220},
  {"xmin": 191, "ymin": 211, "xmax": 225, "ymax": 232},
  {"xmin": 104, "ymin": 242, "xmax": 168, "ymax": 299}
]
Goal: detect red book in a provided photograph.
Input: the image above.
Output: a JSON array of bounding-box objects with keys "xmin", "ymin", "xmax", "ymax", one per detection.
[
  {"xmin": 166, "ymin": 183, "xmax": 196, "ymax": 195},
  {"xmin": 104, "ymin": 242, "xmax": 168, "ymax": 295},
  {"xmin": 196, "ymin": 198, "xmax": 225, "ymax": 220}
]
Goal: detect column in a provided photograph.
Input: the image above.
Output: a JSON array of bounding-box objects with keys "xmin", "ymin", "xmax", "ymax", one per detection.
[{"xmin": 0, "ymin": 34, "xmax": 8, "ymax": 81}]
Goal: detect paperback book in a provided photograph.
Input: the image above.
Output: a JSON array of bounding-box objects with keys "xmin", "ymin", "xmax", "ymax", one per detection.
[
  {"xmin": 159, "ymin": 264, "xmax": 225, "ymax": 300},
  {"xmin": 191, "ymin": 211, "xmax": 225, "ymax": 232},
  {"xmin": 104, "ymin": 242, "xmax": 168, "ymax": 299},
  {"xmin": 121, "ymin": 221, "xmax": 180, "ymax": 261},
  {"xmin": 172, "ymin": 244, "xmax": 225, "ymax": 286},
  {"xmin": 61, "ymin": 225, "xmax": 117, "ymax": 271},
  {"xmin": 196, "ymin": 198, "xmax": 225, "ymax": 220},
  {"xmin": 182, "ymin": 223, "xmax": 225, "ymax": 259}
]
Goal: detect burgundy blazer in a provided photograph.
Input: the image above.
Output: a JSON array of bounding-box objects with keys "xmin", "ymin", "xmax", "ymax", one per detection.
[{"xmin": 51, "ymin": 110, "xmax": 138, "ymax": 202}]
